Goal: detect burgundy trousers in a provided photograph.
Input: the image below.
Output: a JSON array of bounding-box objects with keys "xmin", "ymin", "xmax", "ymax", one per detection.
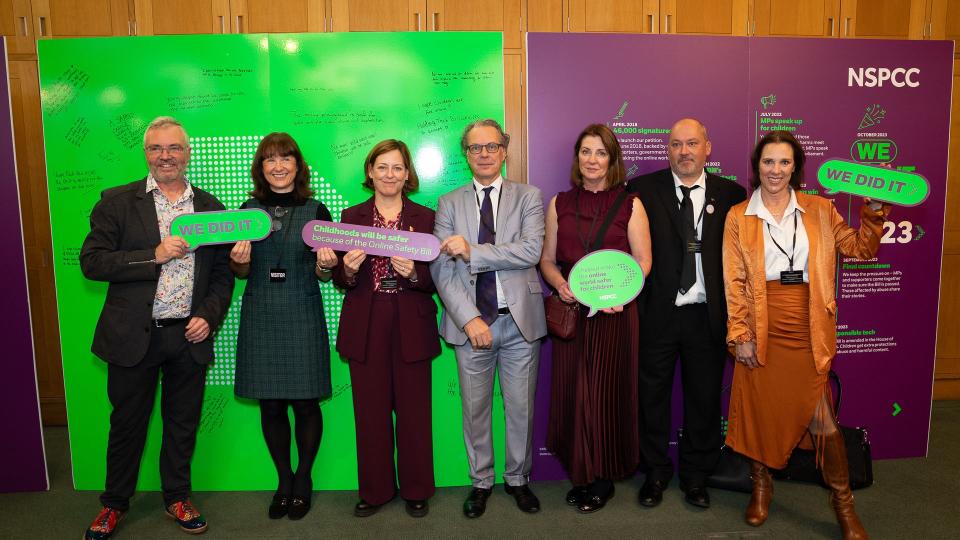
[{"xmin": 348, "ymin": 293, "xmax": 435, "ymax": 504}]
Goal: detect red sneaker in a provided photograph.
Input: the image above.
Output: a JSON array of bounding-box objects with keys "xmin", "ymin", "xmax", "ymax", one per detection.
[
  {"xmin": 165, "ymin": 500, "xmax": 208, "ymax": 534},
  {"xmin": 84, "ymin": 507, "xmax": 123, "ymax": 539}
]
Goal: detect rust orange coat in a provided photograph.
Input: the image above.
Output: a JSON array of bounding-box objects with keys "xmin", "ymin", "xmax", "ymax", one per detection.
[{"xmin": 722, "ymin": 191, "xmax": 889, "ymax": 374}]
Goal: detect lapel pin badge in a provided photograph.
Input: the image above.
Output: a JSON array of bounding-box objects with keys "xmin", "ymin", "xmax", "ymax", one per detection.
[{"xmin": 706, "ymin": 204, "xmax": 715, "ymax": 214}]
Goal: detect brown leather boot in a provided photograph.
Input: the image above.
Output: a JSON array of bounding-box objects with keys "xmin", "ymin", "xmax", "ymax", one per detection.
[
  {"xmin": 745, "ymin": 459, "xmax": 773, "ymax": 526},
  {"xmin": 821, "ymin": 431, "xmax": 868, "ymax": 539}
]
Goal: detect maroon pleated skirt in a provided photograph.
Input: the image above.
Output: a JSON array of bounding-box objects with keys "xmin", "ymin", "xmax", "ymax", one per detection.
[{"xmin": 546, "ymin": 301, "xmax": 641, "ymax": 486}]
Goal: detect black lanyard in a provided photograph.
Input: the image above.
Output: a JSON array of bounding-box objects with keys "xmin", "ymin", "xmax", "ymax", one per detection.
[
  {"xmin": 678, "ymin": 188, "xmax": 706, "ymax": 241},
  {"xmin": 766, "ymin": 210, "xmax": 798, "ymax": 270},
  {"xmin": 270, "ymin": 205, "xmax": 297, "ymax": 267}
]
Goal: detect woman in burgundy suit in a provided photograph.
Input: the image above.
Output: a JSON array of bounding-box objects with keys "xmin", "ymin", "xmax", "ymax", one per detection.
[{"xmin": 333, "ymin": 139, "xmax": 440, "ymax": 518}]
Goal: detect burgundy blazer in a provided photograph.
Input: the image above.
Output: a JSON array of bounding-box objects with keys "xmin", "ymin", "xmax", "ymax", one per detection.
[{"xmin": 333, "ymin": 196, "xmax": 441, "ymax": 363}]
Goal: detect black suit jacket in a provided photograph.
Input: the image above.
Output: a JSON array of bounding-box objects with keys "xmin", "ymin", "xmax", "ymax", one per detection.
[
  {"xmin": 332, "ymin": 196, "xmax": 441, "ymax": 364},
  {"xmin": 627, "ymin": 169, "xmax": 746, "ymax": 344},
  {"xmin": 80, "ymin": 177, "xmax": 234, "ymax": 367}
]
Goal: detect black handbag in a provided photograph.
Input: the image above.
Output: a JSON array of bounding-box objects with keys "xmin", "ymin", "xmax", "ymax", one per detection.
[
  {"xmin": 706, "ymin": 445, "xmax": 753, "ymax": 493},
  {"xmin": 771, "ymin": 371, "xmax": 874, "ymax": 489},
  {"xmin": 702, "ymin": 381, "xmax": 753, "ymax": 493}
]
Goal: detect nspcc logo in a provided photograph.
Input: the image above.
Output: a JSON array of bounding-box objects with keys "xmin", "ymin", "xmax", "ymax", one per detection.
[{"xmin": 848, "ymin": 67, "xmax": 920, "ymax": 88}]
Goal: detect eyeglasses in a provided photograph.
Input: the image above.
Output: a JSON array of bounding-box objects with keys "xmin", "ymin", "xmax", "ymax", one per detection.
[
  {"xmin": 270, "ymin": 206, "xmax": 288, "ymax": 232},
  {"xmin": 145, "ymin": 144, "xmax": 187, "ymax": 156},
  {"xmin": 466, "ymin": 143, "xmax": 504, "ymax": 155},
  {"xmin": 264, "ymin": 156, "xmax": 296, "ymax": 166}
]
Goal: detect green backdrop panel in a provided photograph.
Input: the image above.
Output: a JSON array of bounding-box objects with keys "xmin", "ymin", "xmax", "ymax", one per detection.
[{"xmin": 39, "ymin": 32, "xmax": 506, "ymax": 491}]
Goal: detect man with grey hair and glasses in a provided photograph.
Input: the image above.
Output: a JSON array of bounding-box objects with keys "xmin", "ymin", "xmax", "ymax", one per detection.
[
  {"xmin": 431, "ymin": 119, "xmax": 546, "ymax": 518},
  {"xmin": 81, "ymin": 116, "xmax": 233, "ymax": 539}
]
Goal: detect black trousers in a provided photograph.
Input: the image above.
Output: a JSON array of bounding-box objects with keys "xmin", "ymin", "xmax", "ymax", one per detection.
[
  {"xmin": 100, "ymin": 321, "xmax": 207, "ymax": 511},
  {"xmin": 639, "ymin": 303, "xmax": 726, "ymax": 490}
]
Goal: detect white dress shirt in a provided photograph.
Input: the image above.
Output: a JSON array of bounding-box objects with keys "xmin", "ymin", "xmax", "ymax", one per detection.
[
  {"xmin": 473, "ymin": 176, "xmax": 507, "ymax": 309},
  {"xmin": 745, "ymin": 188, "xmax": 811, "ymax": 283},
  {"xmin": 674, "ymin": 171, "xmax": 708, "ymax": 306}
]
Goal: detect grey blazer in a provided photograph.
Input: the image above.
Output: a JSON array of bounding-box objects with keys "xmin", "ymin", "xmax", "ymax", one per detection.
[{"xmin": 430, "ymin": 179, "xmax": 547, "ymax": 345}]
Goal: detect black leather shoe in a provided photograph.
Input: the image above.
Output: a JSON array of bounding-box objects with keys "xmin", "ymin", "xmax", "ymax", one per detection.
[
  {"xmin": 577, "ymin": 484, "xmax": 615, "ymax": 514},
  {"xmin": 405, "ymin": 499, "xmax": 429, "ymax": 518},
  {"xmin": 504, "ymin": 484, "xmax": 541, "ymax": 513},
  {"xmin": 463, "ymin": 487, "xmax": 493, "ymax": 518},
  {"xmin": 354, "ymin": 499, "xmax": 381, "ymax": 518},
  {"xmin": 268, "ymin": 494, "xmax": 290, "ymax": 519},
  {"xmin": 566, "ymin": 486, "xmax": 588, "ymax": 506},
  {"xmin": 638, "ymin": 478, "xmax": 668, "ymax": 507},
  {"xmin": 683, "ymin": 486, "xmax": 711, "ymax": 508},
  {"xmin": 288, "ymin": 495, "xmax": 311, "ymax": 520}
]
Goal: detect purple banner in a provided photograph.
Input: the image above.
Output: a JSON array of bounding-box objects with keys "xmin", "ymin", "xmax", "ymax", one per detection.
[
  {"xmin": 0, "ymin": 38, "xmax": 48, "ymax": 492},
  {"xmin": 526, "ymin": 33, "xmax": 951, "ymax": 480},
  {"xmin": 750, "ymin": 37, "xmax": 952, "ymax": 459}
]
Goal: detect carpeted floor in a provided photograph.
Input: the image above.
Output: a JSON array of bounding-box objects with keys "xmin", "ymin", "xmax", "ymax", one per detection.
[{"xmin": 3, "ymin": 401, "xmax": 958, "ymax": 539}]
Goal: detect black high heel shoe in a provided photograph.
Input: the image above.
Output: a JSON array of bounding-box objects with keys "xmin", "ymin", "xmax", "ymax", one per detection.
[
  {"xmin": 268, "ymin": 493, "xmax": 290, "ymax": 519},
  {"xmin": 577, "ymin": 483, "xmax": 615, "ymax": 514},
  {"xmin": 288, "ymin": 473, "xmax": 313, "ymax": 520},
  {"xmin": 566, "ymin": 486, "xmax": 588, "ymax": 506}
]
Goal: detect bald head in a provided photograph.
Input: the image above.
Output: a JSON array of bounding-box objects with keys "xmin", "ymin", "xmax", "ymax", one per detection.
[{"xmin": 667, "ymin": 118, "xmax": 712, "ymax": 183}]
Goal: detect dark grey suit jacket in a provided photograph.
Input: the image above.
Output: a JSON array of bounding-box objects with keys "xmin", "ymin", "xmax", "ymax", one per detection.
[
  {"xmin": 80, "ymin": 177, "xmax": 234, "ymax": 367},
  {"xmin": 627, "ymin": 169, "xmax": 746, "ymax": 344}
]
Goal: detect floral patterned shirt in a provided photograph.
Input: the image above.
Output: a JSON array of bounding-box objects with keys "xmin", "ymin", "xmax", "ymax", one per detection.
[
  {"xmin": 147, "ymin": 175, "xmax": 196, "ymax": 319},
  {"xmin": 372, "ymin": 204, "xmax": 401, "ymax": 294}
]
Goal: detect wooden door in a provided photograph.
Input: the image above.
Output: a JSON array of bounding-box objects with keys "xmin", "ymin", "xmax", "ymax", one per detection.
[
  {"xmin": 929, "ymin": 0, "xmax": 960, "ymax": 42},
  {"xmin": 329, "ymin": 0, "xmax": 424, "ymax": 32},
  {"xmin": 426, "ymin": 0, "xmax": 522, "ymax": 49},
  {"xmin": 568, "ymin": 0, "xmax": 658, "ymax": 33},
  {"xmin": 133, "ymin": 0, "xmax": 231, "ymax": 35},
  {"xmin": 753, "ymin": 0, "xmax": 842, "ymax": 37},
  {"xmin": 839, "ymin": 0, "xmax": 926, "ymax": 39},
  {"xmin": 31, "ymin": 0, "xmax": 132, "ymax": 38},
  {"xmin": 8, "ymin": 60, "xmax": 65, "ymax": 424},
  {"xmin": 0, "ymin": 0, "xmax": 37, "ymax": 54},
  {"xmin": 935, "ymin": 58, "xmax": 960, "ymax": 399},
  {"xmin": 526, "ymin": 0, "xmax": 563, "ymax": 32},
  {"xmin": 230, "ymin": 0, "xmax": 327, "ymax": 33},
  {"xmin": 929, "ymin": 0, "xmax": 960, "ymax": 398},
  {"xmin": 661, "ymin": 0, "xmax": 749, "ymax": 36},
  {"xmin": 504, "ymin": 50, "xmax": 523, "ymax": 181}
]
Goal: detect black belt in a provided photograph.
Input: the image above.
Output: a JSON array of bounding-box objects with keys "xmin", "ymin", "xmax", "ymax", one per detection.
[
  {"xmin": 153, "ymin": 317, "xmax": 189, "ymax": 327},
  {"xmin": 497, "ymin": 307, "xmax": 510, "ymax": 315}
]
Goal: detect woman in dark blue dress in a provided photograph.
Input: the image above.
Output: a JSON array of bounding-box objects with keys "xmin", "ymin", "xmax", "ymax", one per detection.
[{"xmin": 230, "ymin": 133, "xmax": 337, "ymax": 520}]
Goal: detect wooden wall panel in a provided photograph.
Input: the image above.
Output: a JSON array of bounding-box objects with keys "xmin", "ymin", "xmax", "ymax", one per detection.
[{"xmin": 8, "ymin": 60, "xmax": 65, "ymax": 424}]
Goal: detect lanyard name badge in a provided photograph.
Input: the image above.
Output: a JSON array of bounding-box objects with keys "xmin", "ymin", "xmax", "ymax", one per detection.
[
  {"xmin": 768, "ymin": 210, "xmax": 804, "ymax": 285},
  {"xmin": 683, "ymin": 196, "xmax": 706, "ymax": 254},
  {"xmin": 269, "ymin": 205, "xmax": 296, "ymax": 283}
]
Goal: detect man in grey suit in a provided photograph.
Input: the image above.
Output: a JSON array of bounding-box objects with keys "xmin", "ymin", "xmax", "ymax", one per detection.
[{"xmin": 431, "ymin": 119, "xmax": 546, "ymax": 518}]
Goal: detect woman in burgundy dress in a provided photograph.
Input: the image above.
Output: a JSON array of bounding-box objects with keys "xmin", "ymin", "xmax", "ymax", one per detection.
[{"xmin": 540, "ymin": 123, "xmax": 652, "ymax": 513}]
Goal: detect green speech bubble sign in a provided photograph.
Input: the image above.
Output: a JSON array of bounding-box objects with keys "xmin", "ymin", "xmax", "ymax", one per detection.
[
  {"xmin": 568, "ymin": 249, "xmax": 645, "ymax": 317},
  {"xmin": 170, "ymin": 208, "xmax": 272, "ymax": 249},
  {"xmin": 816, "ymin": 158, "xmax": 930, "ymax": 206}
]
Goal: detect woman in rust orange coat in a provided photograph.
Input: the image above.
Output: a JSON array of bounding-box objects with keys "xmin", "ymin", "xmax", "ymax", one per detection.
[{"xmin": 723, "ymin": 131, "xmax": 889, "ymax": 540}]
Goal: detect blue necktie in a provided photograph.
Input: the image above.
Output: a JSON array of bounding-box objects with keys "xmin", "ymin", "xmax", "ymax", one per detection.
[{"xmin": 476, "ymin": 186, "xmax": 498, "ymax": 325}]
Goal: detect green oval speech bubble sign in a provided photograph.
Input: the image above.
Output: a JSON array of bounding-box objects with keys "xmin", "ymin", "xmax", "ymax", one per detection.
[
  {"xmin": 816, "ymin": 158, "xmax": 930, "ymax": 206},
  {"xmin": 170, "ymin": 208, "xmax": 272, "ymax": 249},
  {"xmin": 568, "ymin": 249, "xmax": 644, "ymax": 317}
]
